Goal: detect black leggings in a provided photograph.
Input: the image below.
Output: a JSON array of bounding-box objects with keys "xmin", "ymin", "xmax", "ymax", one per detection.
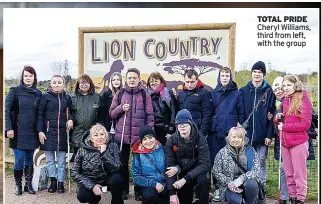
[
  {"xmin": 177, "ymin": 173, "xmax": 209, "ymax": 204},
  {"xmin": 76, "ymin": 173, "xmax": 124, "ymax": 204},
  {"xmin": 119, "ymin": 143, "xmax": 140, "ymax": 194}
]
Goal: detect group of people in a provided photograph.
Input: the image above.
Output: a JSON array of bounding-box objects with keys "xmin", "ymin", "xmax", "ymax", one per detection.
[{"xmin": 4, "ymin": 61, "xmax": 317, "ymax": 204}]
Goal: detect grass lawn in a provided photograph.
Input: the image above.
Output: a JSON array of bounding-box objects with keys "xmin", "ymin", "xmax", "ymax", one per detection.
[{"xmin": 265, "ymin": 145, "xmax": 318, "ymax": 201}]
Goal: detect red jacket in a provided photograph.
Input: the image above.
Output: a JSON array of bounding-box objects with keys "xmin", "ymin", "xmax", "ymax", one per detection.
[{"xmin": 274, "ymin": 91, "xmax": 312, "ymax": 147}]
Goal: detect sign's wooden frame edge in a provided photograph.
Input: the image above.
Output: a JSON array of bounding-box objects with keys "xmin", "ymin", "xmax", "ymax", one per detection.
[{"xmin": 78, "ymin": 23, "xmax": 236, "ymax": 77}]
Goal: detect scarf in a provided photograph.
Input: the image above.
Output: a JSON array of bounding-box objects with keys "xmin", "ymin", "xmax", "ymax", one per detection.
[{"xmin": 148, "ymin": 83, "xmax": 171, "ymax": 107}]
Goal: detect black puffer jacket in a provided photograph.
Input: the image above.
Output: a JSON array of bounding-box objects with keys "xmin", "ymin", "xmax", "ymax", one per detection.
[
  {"xmin": 71, "ymin": 131, "xmax": 122, "ymax": 190},
  {"xmin": 165, "ymin": 123, "xmax": 211, "ymax": 196},
  {"xmin": 177, "ymin": 81, "xmax": 213, "ymax": 136},
  {"xmin": 37, "ymin": 91, "xmax": 71, "ymax": 151},
  {"xmin": 150, "ymin": 89, "xmax": 177, "ymax": 134}
]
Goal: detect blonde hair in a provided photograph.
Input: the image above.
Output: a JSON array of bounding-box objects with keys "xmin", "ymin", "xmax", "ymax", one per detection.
[
  {"xmin": 89, "ymin": 124, "xmax": 108, "ymax": 141},
  {"xmin": 283, "ymin": 75, "xmax": 303, "ymax": 116},
  {"xmin": 227, "ymin": 127, "xmax": 247, "ymax": 148},
  {"xmin": 109, "ymin": 72, "xmax": 123, "ymax": 96}
]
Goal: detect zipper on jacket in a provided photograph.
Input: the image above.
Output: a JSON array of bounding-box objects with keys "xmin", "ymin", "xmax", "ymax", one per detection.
[
  {"xmin": 57, "ymin": 94, "xmax": 61, "ymax": 151},
  {"xmin": 251, "ymin": 88, "xmax": 257, "ymax": 146},
  {"xmin": 47, "ymin": 121, "xmax": 50, "ymax": 132}
]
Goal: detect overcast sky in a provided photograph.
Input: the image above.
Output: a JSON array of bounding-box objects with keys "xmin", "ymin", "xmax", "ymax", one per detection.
[{"xmin": 3, "ymin": 8, "xmax": 319, "ymax": 81}]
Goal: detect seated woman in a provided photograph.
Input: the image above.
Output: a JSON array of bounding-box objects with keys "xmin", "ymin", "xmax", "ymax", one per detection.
[
  {"xmin": 71, "ymin": 124, "xmax": 124, "ymax": 204},
  {"xmin": 131, "ymin": 126, "xmax": 170, "ymax": 204},
  {"xmin": 213, "ymin": 127, "xmax": 260, "ymax": 204}
]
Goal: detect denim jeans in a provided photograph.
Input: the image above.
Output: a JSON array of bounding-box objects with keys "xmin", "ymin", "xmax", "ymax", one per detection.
[
  {"xmin": 253, "ymin": 144, "xmax": 268, "ymax": 184},
  {"xmin": 13, "ymin": 149, "xmax": 34, "ymax": 170},
  {"xmin": 280, "ymin": 162, "xmax": 289, "ymax": 200},
  {"xmin": 44, "ymin": 151, "xmax": 67, "ymax": 182},
  {"xmin": 225, "ymin": 178, "xmax": 258, "ymax": 204}
]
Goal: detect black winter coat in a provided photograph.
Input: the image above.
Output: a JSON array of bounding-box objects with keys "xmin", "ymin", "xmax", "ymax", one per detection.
[
  {"xmin": 5, "ymin": 84, "xmax": 42, "ymax": 150},
  {"xmin": 150, "ymin": 89, "xmax": 177, "ymax": 134},
  {"xmin": 211, "ymin": 80, "xmax": 245, "ymax": 138},
  {"xmin": 100, "ymin": 89, "xmax": 113, "ymax": 131},
  {"xmin": 71, "ymin": 131, "xmax": 122, "ymax": 190},
  {"xmin": 165, "ymin": 123, "xmax": 211, "ymax": 196},
  {"xmin": 37, "ymin": 91, "xmax": 71, "ymax": 151},
  {"xmin": 239, "ymin": 80, "xmax": 276, "ymax": 145},
  {"xmin": 177, "ymin": 84, "xmax": 213, "ymax": 136}
]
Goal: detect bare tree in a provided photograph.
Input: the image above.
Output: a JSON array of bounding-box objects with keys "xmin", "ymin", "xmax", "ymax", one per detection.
[{"xmin": 51, "ymin": 60, "xmax": 72, "ymax": 92}]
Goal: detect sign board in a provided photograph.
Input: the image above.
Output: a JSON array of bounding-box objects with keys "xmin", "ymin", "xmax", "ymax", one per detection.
[{"xmin": 78, "ymin": 23, "xmax": 235, "ymax": 94}]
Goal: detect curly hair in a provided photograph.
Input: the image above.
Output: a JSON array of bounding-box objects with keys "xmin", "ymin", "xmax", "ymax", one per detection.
[{"xmin": 73, "ymin": 74, "xmax": 95, "ymax": 94}]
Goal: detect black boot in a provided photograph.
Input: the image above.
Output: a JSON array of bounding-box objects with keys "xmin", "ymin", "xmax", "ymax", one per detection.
[
  {"xmin": 280, "ymin": 200, "xmax": 288, "ymax": 204},
  {"xmin": 122, "ymin": 191, "xmax": 128, "ymax": 200},
  {"xmin": 289, "ymin": 197, "xmax": 297, "ymax": 204},
  {"xmin": 296, "ymin": 200, "xmax": 304, "ymax": 204},
  {"xmin": 24, "ymin": 165, "xmax": 36, "ymax": 194},
  {"xmin": 134, "ymin": 191, "xmax": 142, "ymax": 201},
  {"xmin": 57, "ymin": 182, "xmax": 65, "ymax": 194},
  {"xmin": 48, "ymin": 177, "xmax": 57, "ymax": 193},
  {"xmin": 14, "ymin": 169, "xmax": 23, "ymax": 196}
]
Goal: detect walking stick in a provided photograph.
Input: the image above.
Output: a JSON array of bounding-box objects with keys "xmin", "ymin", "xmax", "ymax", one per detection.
[
  {"xmin": 67, "ymin": 129, "xmax": 71, "ymax": 194},
  {"xmin": 277, "ymin": 105, "xmax": 283, "ymax": 203},
  {"xmin": 66, "ymin": 108, "xmax": 71, "ymax": 194},
  {"xmin": 278, "ymin": 126, "xmax": 283, "ymax": 202},
  {"xmin": 120, "ymin": 111, "xmax": 127, "ymax": 152},
  {"xmin": 120, "ymin": 100, "xmax": 128, "ymax": 152}
]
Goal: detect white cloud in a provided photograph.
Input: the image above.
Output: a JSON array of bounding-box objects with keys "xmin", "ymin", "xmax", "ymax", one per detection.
[{"xmin": 3, "ymin": 8, "xmax": 319, "ymax": 80}]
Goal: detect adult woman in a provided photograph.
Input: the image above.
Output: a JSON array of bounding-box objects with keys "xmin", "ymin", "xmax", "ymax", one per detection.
[
  {"xmin": 37, "ymin": 75, "xmax": 71, "ymax": 194},
  {"xmin": 69, "ymin": 74, "xmax": 103, "ymax": 161},
  {"xmin": 213, "ymin": 127, "xmax": 260, "ymax": 203},
  {"xmin": 270, "ymin": 76, "xmax": 289, "ymax": 204},
  {"xmin": 101, "ymin": 72, "xmax": 123, "ymax": 131},
  {"xmin": 146, "ymin": 72, "xmax": 177, "ymax": 145},
  {"xmin": 5, "ymin": 66, "xmax": 42, "ymax": 195},
  {"xmin": 275, "ymin": 75, "xmax": 312, "ymax": 204},
  {"xmin": 132, "ymin": 126, "xmax": 170, "ymax": 204},
  {"xmin": 72, "ymin": 124, "xmax": 124, "ymax": 204}
]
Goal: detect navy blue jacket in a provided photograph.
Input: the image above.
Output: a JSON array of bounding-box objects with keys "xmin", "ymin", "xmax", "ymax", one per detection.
[
  {"xmin": 177, "ymin": 81, "xmax": 213, "ymax": 136},
  {"xmin": 5, "ymin": 84, "xmax": 42, "ymax": 150},
  {"xmin": 239, "ymin": 80, "xmax": 276, "ymax": 145},
  {"xmin": 210, "ymin": 72, "xmax": 245, "ymax": 138},
  {"xmin": 37, "ymin": 91, "xmax": 71, "ymax": 151}
]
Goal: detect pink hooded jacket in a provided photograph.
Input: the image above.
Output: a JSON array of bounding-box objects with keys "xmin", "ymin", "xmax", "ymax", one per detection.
[{"xmin": 274, "ymin": 91, "xmax": 312, "ymax": 147}]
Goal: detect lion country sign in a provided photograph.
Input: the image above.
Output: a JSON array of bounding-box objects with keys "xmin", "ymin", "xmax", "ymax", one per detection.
[{"xmin": 78, "ymin": 23, "xmax": 235, "ymax": 94}]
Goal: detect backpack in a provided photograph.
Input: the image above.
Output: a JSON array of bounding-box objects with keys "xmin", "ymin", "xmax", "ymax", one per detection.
[
  {"xmin": 117, "ymin": 88, "xmax": 147, "ymax": 125},
  {"xmin": 308, "ymin": 108, "xmax": 318, "ymax": 139}
]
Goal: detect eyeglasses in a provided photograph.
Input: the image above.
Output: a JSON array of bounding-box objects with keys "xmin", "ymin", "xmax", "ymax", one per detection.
[{"xmin": 177, "ymin": 123, "xmax": 189, "ymax": 128}]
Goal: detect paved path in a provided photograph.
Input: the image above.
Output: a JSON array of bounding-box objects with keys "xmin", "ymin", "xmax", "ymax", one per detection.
[
  {"xmin": 4, "ymin": 175, "xmax": 317, "ymax": 204},
  {"xmin": 5, "ymin": 175, "xmax": 140, "ymax": 204}
]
